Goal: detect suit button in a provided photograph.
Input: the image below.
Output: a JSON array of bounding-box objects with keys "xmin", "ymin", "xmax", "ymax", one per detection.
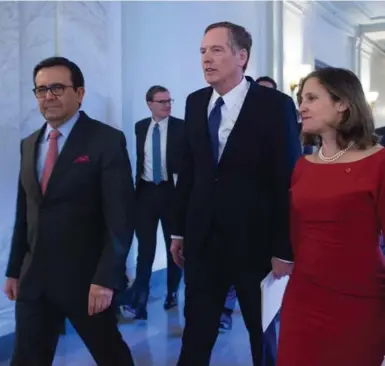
[{"xmin": 214, "ymin": 178, "xmax": 219, "ymax": 183}]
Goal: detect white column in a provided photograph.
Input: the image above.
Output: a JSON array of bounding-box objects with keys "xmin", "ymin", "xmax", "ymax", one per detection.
[
  {"xmin": 264, "ymin": 2, "xmax": 274, "ymax": 80},
  {"xmin": 265, "ymin": 1, "xmax": 284, "ymax": 90},
  {"xmin": 253, "ymin": 2, "xmax": 270, "ymax": 77},
  {"xmin": 302, "ymin": 3, "xmax": 316, "ymax": 67},
  {"xmin": 355, "ymin": 36, "xmax": 363, "ymax": 79},
  {"xmin": 272, "ymin": 0, "xmax": 284, "ymax": 90}
]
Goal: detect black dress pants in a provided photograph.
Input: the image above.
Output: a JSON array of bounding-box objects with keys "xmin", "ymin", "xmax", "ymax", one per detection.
[
  {"xmin": 177, "ymin": 232, "xmax": 266, "ymax": 366},
  {"xmin": 132, "ymin": 181, "xmax": 182, "ymax": 308},
  {"xmin": 11, "ymin": 293, "xmax": 134, "ymax": 366}
]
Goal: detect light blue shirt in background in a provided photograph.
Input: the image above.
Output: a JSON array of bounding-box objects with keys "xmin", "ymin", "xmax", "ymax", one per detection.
[{"xmin": 36, "ymin": 111, "xmax": 80, "ymax": 182}]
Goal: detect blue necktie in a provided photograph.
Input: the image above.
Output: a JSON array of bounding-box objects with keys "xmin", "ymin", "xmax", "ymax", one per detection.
[
  {"xmin": 152, "ymin": 123, "xmax": 162, "ymax": 184},
  {"xmin": 208, "ymin": 97, "xmax": 224, "ymax": 164}
]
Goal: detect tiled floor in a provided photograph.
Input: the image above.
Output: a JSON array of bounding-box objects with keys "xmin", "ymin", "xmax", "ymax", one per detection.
[
  {"xmin": 2, "ymin": 294, "xmax": 384, "ymax": 365},
  {"xmin": 0, "ymin": 292, "xmax": 253, "ymax": 366}
]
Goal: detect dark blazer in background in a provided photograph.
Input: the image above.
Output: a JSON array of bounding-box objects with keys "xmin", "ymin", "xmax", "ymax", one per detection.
[
  {"xmin": 380, "ymin": 134, "xmax": 385, "ymax": 147},
  {"xmin": 6, "ymin": 111, "xmax": 135, "ymax": 306},
  {"xmin": 135, "ymin": 116, "xmax": 184, "ymax": 187}
]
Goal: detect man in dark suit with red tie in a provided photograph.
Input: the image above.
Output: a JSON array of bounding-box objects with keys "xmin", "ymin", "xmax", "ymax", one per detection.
[
  {"xmin": 4, "ymin": 57, "xmax": 135, "ymax": 365},
  {"xmin": 170, "ymin": 22, "xmax": 301, "ymax": 366}
]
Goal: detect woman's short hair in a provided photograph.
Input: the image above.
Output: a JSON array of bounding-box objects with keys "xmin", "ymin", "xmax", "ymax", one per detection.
[{"xmin": 298, "ymin": 67, "xmax": 378, "ymax": 149}]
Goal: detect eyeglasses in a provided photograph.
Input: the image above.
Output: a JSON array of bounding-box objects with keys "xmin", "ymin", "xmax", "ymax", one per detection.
[
  {"xmin": 33, "ymin": 83, "xmax": 74, "ymax": 98},
  {"xmin": 152, "ymin": 99, "xmax": 174, "ymax": 105}
]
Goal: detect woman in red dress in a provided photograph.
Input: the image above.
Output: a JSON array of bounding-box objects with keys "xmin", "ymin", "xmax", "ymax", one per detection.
[{"xmin": 277, "ymin": 67, "xmax": 385, "ymax": 366}]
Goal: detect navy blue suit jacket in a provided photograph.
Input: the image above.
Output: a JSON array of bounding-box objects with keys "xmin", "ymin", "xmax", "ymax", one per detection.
[{"xmin": 173, "ymin": 76, "xmax": 302, "ymax": 280}]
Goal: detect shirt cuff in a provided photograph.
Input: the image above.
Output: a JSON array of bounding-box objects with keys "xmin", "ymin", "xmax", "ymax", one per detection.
[
  {"xmin": 274, "ymin": 257, "xmax": 293, "ymax": 264},
  {"xmin": 171, "ymin": 235, "xmax": 183, "ymax": 240}
]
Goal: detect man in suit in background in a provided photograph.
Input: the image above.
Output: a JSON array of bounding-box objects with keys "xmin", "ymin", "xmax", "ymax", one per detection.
[
  {"xmin": 170, "ymin": 22, "xmax": 301, "ymax": 366},
  {"xmin": 4, "ymin": 57, "xmax": 135, "ymax": 366},
  {"xmin": 380, "ymin": 133, "xmax": 385, "ymax": 147},
  {"xmin": 121, "ymin": 86, "xmax": 183, "ymax": 320},
  {"xmin": 220, "ymin": 74, "xmax": 279, "ymax": 331},
  {"xmin": 256, "ymin": 76, "xmax": 277, "ymax": 90}
]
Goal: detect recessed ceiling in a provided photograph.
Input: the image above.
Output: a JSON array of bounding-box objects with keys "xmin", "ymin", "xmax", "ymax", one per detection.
[
  {"xmin": 318, "ymin": 1, "xmax": 385, "ymax": 49},
  {"xmin": 328, "ymin": 1, "xmax": 385, "ymax": 23},
  {"xmin": 355, "ymin": 1, "xmax": 385, "ymax": 21}
]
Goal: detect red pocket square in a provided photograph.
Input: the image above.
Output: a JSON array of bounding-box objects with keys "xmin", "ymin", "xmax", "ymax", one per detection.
[{"xmin": 74, "ymin": 155, "xmax": 90, "ymax": 163}]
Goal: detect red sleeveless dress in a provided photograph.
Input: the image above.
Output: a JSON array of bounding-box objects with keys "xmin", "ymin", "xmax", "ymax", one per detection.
[{"xmin": 277, "ymin": 150, "xmax": 385, "ymax": 366}]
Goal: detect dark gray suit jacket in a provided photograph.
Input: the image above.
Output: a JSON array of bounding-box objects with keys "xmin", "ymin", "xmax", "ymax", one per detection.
[{"xmin": 6, "ymin": 111, "xmax": 135, "ymax": 305}]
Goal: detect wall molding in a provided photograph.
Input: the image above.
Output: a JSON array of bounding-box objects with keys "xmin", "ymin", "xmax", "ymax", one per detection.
[
  {"xmin": 284, "ymin": 1, "xmax": 305, "ymax": 17},
  {"xmin": 312, "ymin": 1, "xmax": 357, "ymax": 37},
  {"xmin": 363, "ymin": 35, "xmax": 385, "ymax": 58},
  {"xmin": 361, "ymin": 37, "xmax": 374, "ymax": 57}
]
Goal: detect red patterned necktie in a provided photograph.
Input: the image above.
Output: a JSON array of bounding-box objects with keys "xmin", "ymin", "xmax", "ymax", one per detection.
[{"xmin": 41, "ymin": 129, "xmax": 61, "ymax": 194}]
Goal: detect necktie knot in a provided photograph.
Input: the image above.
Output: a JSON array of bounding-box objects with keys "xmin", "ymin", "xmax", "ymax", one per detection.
[
  {"xmin": 49, "ymin": 129, "xmax": 61, "ymax": 140},
  {"xmin": 215, "ymin": 97, "xmax": 224, "ymax": 108}
]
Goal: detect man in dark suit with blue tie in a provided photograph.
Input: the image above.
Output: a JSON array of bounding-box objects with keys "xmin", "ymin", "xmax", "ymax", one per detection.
[
  {"xmin": 4, "ymin": 57, "xmax": 135, "ymax": 365},
  {"xmin": 170, "ymin": 22, "xmax": 301, "ymax": 366},
  {"xmin": 122, "ymin": 86, "xmax": 184, "ymax": 320}
]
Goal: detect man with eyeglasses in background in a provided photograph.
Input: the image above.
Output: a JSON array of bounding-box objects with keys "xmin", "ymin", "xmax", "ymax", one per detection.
[
  {"xmin": 120, "ymin": 85, "xmax": 184, "ymax": 320},
  {"xmin": 4, "ymin": 56, "xmax": 136, "ymax": 365}
]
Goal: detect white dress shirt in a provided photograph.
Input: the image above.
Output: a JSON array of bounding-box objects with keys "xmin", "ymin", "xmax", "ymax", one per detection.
[
  {"xmin": 37, "ymin": 111, "xmax": 80, "ymax": 182},
  {"xmin": 142, "ymin": 117, "xmax": 169, "ymax": 182},
  {"xmin": 207, "ymin": 77, "xmax": 250, "ymax": 161}
]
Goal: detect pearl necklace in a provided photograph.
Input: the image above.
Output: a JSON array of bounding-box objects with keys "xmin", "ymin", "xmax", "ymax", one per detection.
[{"xmin": 318, "ymin": 141, "xmax": 355, "ymax": 162}]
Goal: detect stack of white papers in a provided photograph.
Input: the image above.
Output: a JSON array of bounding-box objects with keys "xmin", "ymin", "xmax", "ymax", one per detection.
[{"xmin": 261, "ymin": 271, "xmax": 289, "ymax": 332}]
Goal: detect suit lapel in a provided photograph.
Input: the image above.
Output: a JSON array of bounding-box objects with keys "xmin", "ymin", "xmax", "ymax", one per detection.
[
  {"xmin": 198, "ymin": 88, "xmax": 215, "ymax": 167},
  {"xmin": 43, "ymin": 112, "xmax": 90, "ymax": 197},
  {"xmin": 139, "ymin": 118, "xmax": 151, "ymax": 158},
  {"xmin": 166, "ymin": 116, "xmax": 175, "ymax": 174},
  {"xmin": 138, "ymin": 118, "xmax": 151, "ymax": 178},
  {"xmin": 24, "ymin": 128, "xmax": 45, "ymax": 203}
]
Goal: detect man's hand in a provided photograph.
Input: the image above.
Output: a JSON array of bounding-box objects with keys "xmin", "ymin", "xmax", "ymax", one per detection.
[
  {"xmin": 4, "ymin": 278, "xmax": 18, "ymax": 301},
  {"xmin": 271, "ymin": 257, "xmax": 293, "ymax": 279},
  {"xmin": 88, "ymin": 284, "xmax": 113, "ymax": 316},
  {"xmin": 170, "ymin": 238, "xmax": 184, "ymax": 268}
]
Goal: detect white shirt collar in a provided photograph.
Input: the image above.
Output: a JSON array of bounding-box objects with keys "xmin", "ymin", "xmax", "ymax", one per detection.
[
  {"xmin": 44, "ymin": 110, "xmax": 80, "ymax": 141},
  {"xmin": 151, "ymin": 116, "xmax": 169, "ymax": 126},
  {"xmin": 211, "ymin": 77, "xmax": 248, "ymax": 110}
]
